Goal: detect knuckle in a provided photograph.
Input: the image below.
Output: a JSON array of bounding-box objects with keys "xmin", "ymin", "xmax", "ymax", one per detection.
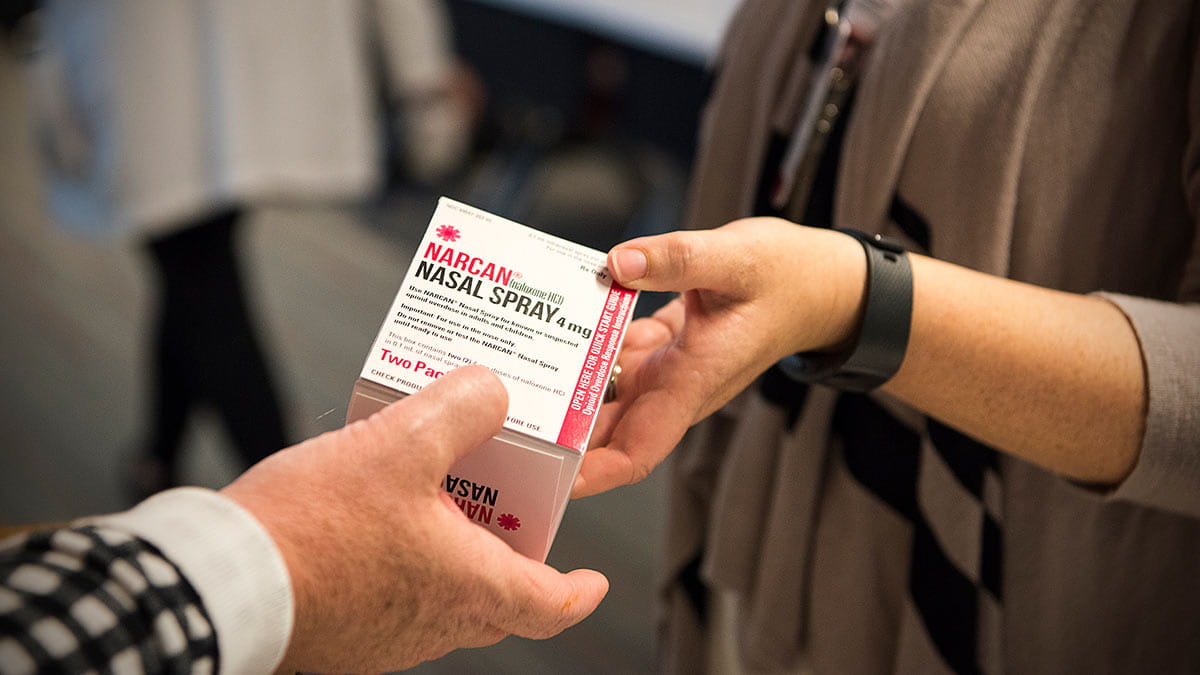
[
  {"xmin": 341, "ymin": 414, "xmax": 388, "ymax": 458},
  {"xmin": 371, "ymin": 396, "xmax": 442, "ymax": 462},
  {"xmin": 400, "ymin": 396, "xmax": 441, "ymax": 440},
  {"xmin": 511, "ymin": 574, "xmax": 577, "ymax": 639},
  {"xmin": 530, "ymin": 603, "xmax": 576, "ymax": 639},
  {"xmin": 661, "ymin": 233, "xmax": 703, "ymax": 282},
  {"xmin": 629, "ymin": 460, "xmax": 654, "ymax": 485}
]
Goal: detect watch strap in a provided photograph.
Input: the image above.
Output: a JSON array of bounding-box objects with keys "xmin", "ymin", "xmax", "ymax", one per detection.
[{"xmin": 778, "ymin": 228, "xmax": 912, "ymax": 392}]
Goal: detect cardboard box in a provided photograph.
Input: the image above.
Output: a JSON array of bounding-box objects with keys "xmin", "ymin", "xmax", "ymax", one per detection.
[{"xmin": 347, "ymin": 198, "xmax": 637, "ymax": 561}]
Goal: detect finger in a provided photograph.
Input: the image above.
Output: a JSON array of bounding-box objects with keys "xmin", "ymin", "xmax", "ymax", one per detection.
[
  {"xmin": 572, "ymin": 447, "xmax": 634, "ymax": 498},
  {"xmin": 650, "ymin": 295, "xmax": 687, "ymax": 335},
  {"xmin": 620, "ymin": 317, "xmax": 671, "ymax": 353},
  {"xmin": 496, "ymin": 562, "xmax": 609, "ymax": 639},
  {"xmin": 573, "ymin": 386, "xmax": 693, "ymax": 498},
  {"xmin": 587, "ymin": 396, "xmax": 627, "ymax": 451},
  {"xmin": 371, "ymin": 365, "xmax": 508, "ymax": 477},
  {"xmin": 607, "ymin": 230, "xmax": 750, "ymax": 296},
  {"xmin": 619, "ymin": 300, "xmax": 685, "ymax": 353}
]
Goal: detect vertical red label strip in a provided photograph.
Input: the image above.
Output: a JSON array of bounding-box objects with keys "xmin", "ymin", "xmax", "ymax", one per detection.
[{"xmin": 556, "ymin": 284, "xmax": 636, "ymax": 452}]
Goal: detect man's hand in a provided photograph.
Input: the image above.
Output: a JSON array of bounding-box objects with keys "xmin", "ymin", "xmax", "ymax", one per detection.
[
  {"xmin": 222, "ymin": 365, "xmax": 608, "ymax": 673},
  {"xmin": 576, "ymin": 219, "xmax": 866, "ymax": 497}
]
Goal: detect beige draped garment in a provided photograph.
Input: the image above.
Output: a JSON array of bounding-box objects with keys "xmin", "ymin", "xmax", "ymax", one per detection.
[{"xmin": 661, "ymin": 0, "xmax": 1200, "ymax": 672}]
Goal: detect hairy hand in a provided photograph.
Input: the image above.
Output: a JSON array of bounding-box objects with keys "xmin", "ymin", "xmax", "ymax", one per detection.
[
  {"xmin": 576, "ymin": 219, "xmax": 865, "ymax": 497},
  {"xmin": 222, "ymin": 366, "xmax": 608, "ymax": 673}
]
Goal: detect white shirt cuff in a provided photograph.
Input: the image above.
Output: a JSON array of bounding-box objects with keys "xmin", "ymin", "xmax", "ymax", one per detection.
[{"xmin": 91, "ymin": 487, "xmax": 293, "ymax": 674}]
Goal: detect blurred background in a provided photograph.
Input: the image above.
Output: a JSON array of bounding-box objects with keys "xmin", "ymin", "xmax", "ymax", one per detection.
[{"xmin": 0, "ymin": 0, "xmax": 739, "ymax": 672}]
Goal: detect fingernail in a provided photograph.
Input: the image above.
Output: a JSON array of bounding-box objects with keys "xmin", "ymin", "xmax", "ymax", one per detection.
[{"xmin": 612, "ymin": 248, "xmax": 647, "ymax": 282}]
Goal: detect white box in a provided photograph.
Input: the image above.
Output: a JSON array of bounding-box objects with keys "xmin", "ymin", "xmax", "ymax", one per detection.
[{"xmin": 346, "ymin": 197, "xmax": 638, "ymax": 561}]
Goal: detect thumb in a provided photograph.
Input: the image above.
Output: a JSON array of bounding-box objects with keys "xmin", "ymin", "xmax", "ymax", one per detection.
[
  {"xmin": 497, "ymin": 560, "xmax": 609, "ymax": 639},
  {"xmin": 371, "ymin": 365, "xmax": 509, "ymax": 477},
  {"xmin": 607, "ymin": 229, "xmax": 749, "ymax": 296}
]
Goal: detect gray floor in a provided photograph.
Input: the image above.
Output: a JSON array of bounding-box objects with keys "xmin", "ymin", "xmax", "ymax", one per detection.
[{"xmin": 0, "ymin": 45, "xmax": 667, "ymax": 673}]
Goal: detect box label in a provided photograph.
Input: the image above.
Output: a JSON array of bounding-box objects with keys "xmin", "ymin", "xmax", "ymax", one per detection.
[
  {"xmin": 441, "ymin": 436, "xmax": 566, "ymax": 561},
  {"xmin": 360, "ymin": 197, "xmax": 636, "ymax": 452}
]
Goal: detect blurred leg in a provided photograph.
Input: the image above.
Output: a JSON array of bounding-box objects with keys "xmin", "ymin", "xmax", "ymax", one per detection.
[
  {"xmin": 193, "ymin": 215, "xmax": 288, "ymax": 465},
  {"xmin": 143, "ymin": 207, "xmax": 287, "ymax": 488}
]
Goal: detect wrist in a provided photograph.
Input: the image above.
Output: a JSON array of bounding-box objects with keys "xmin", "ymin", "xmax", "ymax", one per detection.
[
  {"xmin": 220, "ymin": 481, "xmax": 320, "ymax": 671},
  {"xmin": 799, "ymin": 226, "xmax": 870, "ymax": 354},
  {"xmin": 781, "ymin": 228, "xmax": 912, "ymax": 391}
]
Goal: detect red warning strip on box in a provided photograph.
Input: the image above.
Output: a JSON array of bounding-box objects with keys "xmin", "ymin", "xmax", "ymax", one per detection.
[{"xmin": 555, "ymin": 283, "xmax": 637, "ymax": 452}]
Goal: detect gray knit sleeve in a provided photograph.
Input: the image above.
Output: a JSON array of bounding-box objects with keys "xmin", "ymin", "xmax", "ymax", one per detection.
[{"xmin": 1097, "ymin": 294, "xmax": 1200, "ymax": 518}]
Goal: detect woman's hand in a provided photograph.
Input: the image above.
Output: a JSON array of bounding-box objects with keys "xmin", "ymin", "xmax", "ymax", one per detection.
[
  {"xmin": 577, "ymin": 217, "xmax": 1150, "ymax": 499},
  {"xmin": 575, "ymin": 218, "xmax": 866, "ymax": 497}
]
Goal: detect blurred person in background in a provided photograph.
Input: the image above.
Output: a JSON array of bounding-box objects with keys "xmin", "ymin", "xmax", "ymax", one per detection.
[{"xmin": 27, "ymin": 0, "xmax": 479, "ymax": 499}]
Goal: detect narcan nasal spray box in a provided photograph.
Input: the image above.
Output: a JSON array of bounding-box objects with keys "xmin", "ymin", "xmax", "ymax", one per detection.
[{"xmin": 346, "ymin": 197, "xmax": 638, "ymax": 561}]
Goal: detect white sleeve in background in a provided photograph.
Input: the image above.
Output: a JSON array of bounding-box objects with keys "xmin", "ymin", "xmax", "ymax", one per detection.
[
  {"xmin": 91, "ymin": 487, "xmax": 294, "ymax": 675},
  {"xmin": 372, "ymin": 0, "xmax": 474, "ymax": 183},
  {"xmin": 373, "ymin": 0, "xmax": 455, "ymax": 95}
]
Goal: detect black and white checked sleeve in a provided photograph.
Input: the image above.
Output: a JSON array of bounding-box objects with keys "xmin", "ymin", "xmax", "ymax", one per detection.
[
  {"xmin": 1, "ymin": 488, "xmax": 293, "ymax": 674},
  {"xmin": 0, "ymin": 524, "xmax": 218, "ymax": 673}
]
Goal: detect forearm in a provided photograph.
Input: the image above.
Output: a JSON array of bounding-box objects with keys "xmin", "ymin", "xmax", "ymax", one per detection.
[
  {"xmin": 882, "ymin": 254, "xmax": 1146, "ymax": 484},
  {"xmin": 588, "ymin": 219, "xmax": 1151, "ymax": 497}
]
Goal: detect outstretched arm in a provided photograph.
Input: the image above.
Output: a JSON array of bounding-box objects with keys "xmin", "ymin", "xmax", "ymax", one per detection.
[
  {"xmin": 2, "ymin": 367, "xmax": 608, "ymax": 675},
  {"xmin": 576, "ymin": 218, "xmax": 1145, "ymax": 497}
]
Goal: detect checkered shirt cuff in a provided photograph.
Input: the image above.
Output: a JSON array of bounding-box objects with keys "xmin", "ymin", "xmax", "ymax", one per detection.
[
  {"xmin": 95, "ymin": 488, "xmax": 293, "ymax": 674},
  {"xmin": 0, "ymin": 488, "xmax": 293, "ymax": 674},
  {"xmin": 0, "ymin": 524, "xmax": 218, "ymax": 673}
]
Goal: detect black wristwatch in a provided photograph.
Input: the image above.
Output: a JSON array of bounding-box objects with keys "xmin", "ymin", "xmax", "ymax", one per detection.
[{"xmin": 778, "ymin": 228, "xmax": 912, "ymax": 392}]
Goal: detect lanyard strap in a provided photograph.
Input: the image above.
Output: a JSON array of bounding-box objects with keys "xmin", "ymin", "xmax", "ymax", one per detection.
[{"xmin": 771, "ymin": 0, "xmax": 908, "ymax": 220}]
